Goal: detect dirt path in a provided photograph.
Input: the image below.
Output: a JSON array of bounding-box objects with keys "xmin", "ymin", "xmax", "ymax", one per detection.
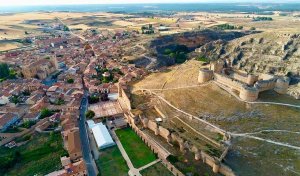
[{"xmin": 136, "ymin": 88, "xmax": 300, "ymax": 151}]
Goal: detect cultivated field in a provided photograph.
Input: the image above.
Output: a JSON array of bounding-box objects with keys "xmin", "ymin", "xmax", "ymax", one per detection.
[{"xmin": 0, "ymin": 133, "xmax": 67, "ymax": 176}]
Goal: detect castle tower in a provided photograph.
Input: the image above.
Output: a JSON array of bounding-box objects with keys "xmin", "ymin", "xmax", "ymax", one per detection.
[
  {"xmin": 246, "ymin": 74, "xmax": 258, "ymax": 86},
  {"xmin": 210, "ymin": 60, "xmax": 224, "ymax": 73},
  {"xmin": 274, "ymin": 77, "xmax": 290, "ymax": 94},
  {"xmin": 198, "ymin": 68, "xmax": 214, "ymax": 83},
  {"xmin": 239, "ymin": 86, "xmax": 259, "ymax": 102}
]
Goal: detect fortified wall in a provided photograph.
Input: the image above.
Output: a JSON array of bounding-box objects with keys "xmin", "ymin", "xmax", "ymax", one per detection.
[
  {"xmin": 120, "ymin": 84, "xmax": 235, "ymax": 175},
  {"xmin": 124, "ymin": 110, "xmax": 235, "ymax": 176},
  {"xmin": 117, "ymin": 83, "xmax": 131, "ymax": 111},
  {"xmin": 198, "ymin": 61, "xmax": 290, "ymax": 101}
]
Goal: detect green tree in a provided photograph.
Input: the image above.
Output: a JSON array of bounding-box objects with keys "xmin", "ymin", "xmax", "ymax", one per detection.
[
  {"xmin": 0, "ymin": 63, "xmax": 10, "ymax": 79},
  {"xmin": 10, "ymin": 95, "xmax": 20, "ymax": 104},
  {"xmin": 67, "ymin": 78, "xmax": 74, "ymax": 84},
  {"xmin": 63, "ymin": 25, "xmax": 70, "ymax": 31},
  {"xmin": 86, "ymin": 110, "xmax": 95, "ymax": 119},
  {"xmin": 40, "ymin": 108, "xmax": 54, "ymax": 119}
]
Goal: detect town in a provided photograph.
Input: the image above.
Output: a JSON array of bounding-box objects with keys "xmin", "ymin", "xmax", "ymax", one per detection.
[{"xmin": 1, "ymin": 3, "xmax": 300, "ymax": 176}]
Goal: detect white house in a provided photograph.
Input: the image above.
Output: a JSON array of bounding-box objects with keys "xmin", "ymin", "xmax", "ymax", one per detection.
[{"xmin": 0, "ymin": 94, "xmax": 10, "ymax": 105}]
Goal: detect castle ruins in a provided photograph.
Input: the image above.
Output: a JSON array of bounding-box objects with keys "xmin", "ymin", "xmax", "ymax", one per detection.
[
  {"xmin": 118, "ymin": 86, "xmax": 235, "ymax": 176},
  {"xmin": 198, "ymin": 60, "xmax": 290, "ymax": 101}
]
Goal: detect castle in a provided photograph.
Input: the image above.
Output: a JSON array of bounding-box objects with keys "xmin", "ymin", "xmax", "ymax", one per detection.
[
  {"xmin": 198, "ymin": 60, "xmax": 290, "ymax": 101},
  {"xmin": 21, "ymin": 56, "xmax": 58, "ymax": 79}
]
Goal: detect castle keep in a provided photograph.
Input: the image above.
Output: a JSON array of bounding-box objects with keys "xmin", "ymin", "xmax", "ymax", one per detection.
[{"xmin": 198, "ymin": 60, "xmax": 290, "ymax": 101}]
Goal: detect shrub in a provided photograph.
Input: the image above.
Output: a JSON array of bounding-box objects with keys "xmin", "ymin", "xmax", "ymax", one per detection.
[
  {"xmin": 196, "ymin": 56, "xmax": 209, "ymax": 62},
  {"xmin": 40, "ymin": 108, "xmax": 54, "ymax": 119},
  {"xmin": 86, "ymin": 110, "xmax": 95, "ymax": 119},
  {"xmin": 66, "ymin": 78, "xmax": 74, "ymax": 84},
  {"xmin": 166, "ymin": 155, "xmax": 178, "ymax": 164}
]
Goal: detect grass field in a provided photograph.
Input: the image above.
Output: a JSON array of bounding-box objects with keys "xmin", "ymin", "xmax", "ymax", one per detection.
[
  {"xmin": 96, "ymin": 146, "xmax": 129, "ymax": 176},
  {"xmin": 115, "ymin": 128, "xmax": 156, "ymax": 168},
  {"xmin": 0, "ymin": 132, "xmax": 67, "ymax": 176},
  {"xmin": 140, "ymin": 162, "xmax": 173, "ymax": 176}
]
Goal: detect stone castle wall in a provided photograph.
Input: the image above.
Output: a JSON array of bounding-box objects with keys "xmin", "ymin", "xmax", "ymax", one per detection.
[
  {"xmin": 140, "ymin": 115, "xmax": 235, "ymax": 176},
  {"xmin": 254, "ymin": 79, "xmax": 277, "ymax": 92},
  {"xmin": 214, "ymin": 73, "xmax": 244, "ymax": 92},
  {"xmin": 231, "ymin": 72, "xmax": 248, "ymax": 84},
  {"xmin": 198, "ymin": 65, "xmax": 290, "ymax": 101},
  {"xmin": 118, "ymin": 85, "xmax": 131, "ymax": 111}
]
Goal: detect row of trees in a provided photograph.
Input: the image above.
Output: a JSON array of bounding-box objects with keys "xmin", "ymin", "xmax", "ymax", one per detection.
[
  {"xmin": 214, "ymin": 24, "xmax": 243, "ymax": 30},
  {"xmin": 253, "ymin": 17, "xmax": 273, "ymax": 21}
]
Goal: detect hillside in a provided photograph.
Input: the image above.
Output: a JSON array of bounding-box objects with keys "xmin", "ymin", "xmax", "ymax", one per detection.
[{"xmin": 196, "ymin": 32, "xmax": 300, "ymax": 81}]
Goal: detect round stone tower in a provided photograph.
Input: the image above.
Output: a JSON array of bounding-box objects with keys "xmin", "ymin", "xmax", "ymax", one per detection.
[
  {"xmin": 239, "ymin": 86, "xmax": 259, "ymax": 101},
  {"xmin": 274, "ymin": 77, "xmax": 290, "ymax": 94},
  {"xmin": 246, "ymin": 74, "xmax": 258, "ymax": 86},
  {"xmin": 198, "ymin": 68, "xmax": 214, "ymax": 83}
]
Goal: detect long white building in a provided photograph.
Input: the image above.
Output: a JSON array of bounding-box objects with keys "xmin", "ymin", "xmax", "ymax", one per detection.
[{"xmin": 87, "ymin": 120, "xmax": 115, "ymax": 149}]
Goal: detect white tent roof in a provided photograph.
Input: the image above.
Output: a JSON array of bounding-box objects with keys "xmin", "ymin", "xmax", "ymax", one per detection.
[
  {"xmin": 87, "ymin": 120, "xmax": 96, "ymax": 129},
  {"xmin": 91, "ymin": 122, "xmax": 115, "ymax": 149}
]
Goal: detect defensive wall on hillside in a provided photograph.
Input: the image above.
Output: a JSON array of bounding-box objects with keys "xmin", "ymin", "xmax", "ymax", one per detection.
[{"xmin": 124, "ymin": 110, "xmax": 235, "ymax": 176}]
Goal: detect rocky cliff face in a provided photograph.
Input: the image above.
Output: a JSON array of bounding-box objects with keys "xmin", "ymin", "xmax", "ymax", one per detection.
[{"xmin": 196, "ymin": 32, "xmax": 300, "ymax": 99}]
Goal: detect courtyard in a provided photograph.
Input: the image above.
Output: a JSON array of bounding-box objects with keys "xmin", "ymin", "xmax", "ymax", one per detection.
[
  {"xmin": 96, "ymin": 146, "xmax": 129, "ymax": 176},
  {"xmin": 115, "ymin": 127, "xmax": 157, "ymax": 168}
]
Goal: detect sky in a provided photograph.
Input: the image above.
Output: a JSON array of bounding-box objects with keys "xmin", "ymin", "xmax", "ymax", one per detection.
[{"xmin": 0, "ymin": 0, "xmax": 298, "ymax": 6}]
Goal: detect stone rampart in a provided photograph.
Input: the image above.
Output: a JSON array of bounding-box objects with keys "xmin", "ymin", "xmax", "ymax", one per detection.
[
  {"xmin": 118, "ymin": 85, "xmax": 131, "ymax": 111},
  {"xmin": 214, "ymin": 73, "xmax": 244, "ymax": 92},
  {"xmin": 254, "ymin": 79, "xmax": 277, "ymax": 92}
]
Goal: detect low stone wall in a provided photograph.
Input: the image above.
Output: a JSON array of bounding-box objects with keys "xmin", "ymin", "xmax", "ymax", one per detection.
[{"xmin": 161, "ymin": 159, "xmax": 185, "ymax": 176}]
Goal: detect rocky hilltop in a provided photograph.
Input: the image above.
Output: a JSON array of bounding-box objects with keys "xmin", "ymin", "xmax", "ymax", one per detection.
[
  {"xmin": 195, "ymin": 32, "xmax": 300, "ymax": 99},
  {"xmin": 196, "ymin": 32, "xmax": 300, "ymax": 80}
]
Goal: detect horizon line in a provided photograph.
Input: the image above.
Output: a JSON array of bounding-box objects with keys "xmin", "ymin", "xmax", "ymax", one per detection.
[{"xmin": 1, "ymin": 2, "xmax": 300, "ymax": 7}]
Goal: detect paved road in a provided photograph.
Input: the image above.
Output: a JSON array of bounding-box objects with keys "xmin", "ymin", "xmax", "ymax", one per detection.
[
  {"xmin": 57, "ymin": 16, "xmax": 98, "ymax": 175},
  {"xmin": 78, "ymin": 89, "xmax": 97, "ymax": 176}
]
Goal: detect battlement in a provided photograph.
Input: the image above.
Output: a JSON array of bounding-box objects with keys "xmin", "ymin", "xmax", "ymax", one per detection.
[{"xmin": 198, "ymin": 61, "xmax": 290, "ymax": 101}]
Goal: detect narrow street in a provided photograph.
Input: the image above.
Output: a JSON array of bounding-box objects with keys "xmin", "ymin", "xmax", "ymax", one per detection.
[
  {"xmin": 56, "ymin": 16, "xmax": 98, "ymax": 176},
  {"xmin": 78, "ymin": 88, "xmax": 97, "ymax": 176}
]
